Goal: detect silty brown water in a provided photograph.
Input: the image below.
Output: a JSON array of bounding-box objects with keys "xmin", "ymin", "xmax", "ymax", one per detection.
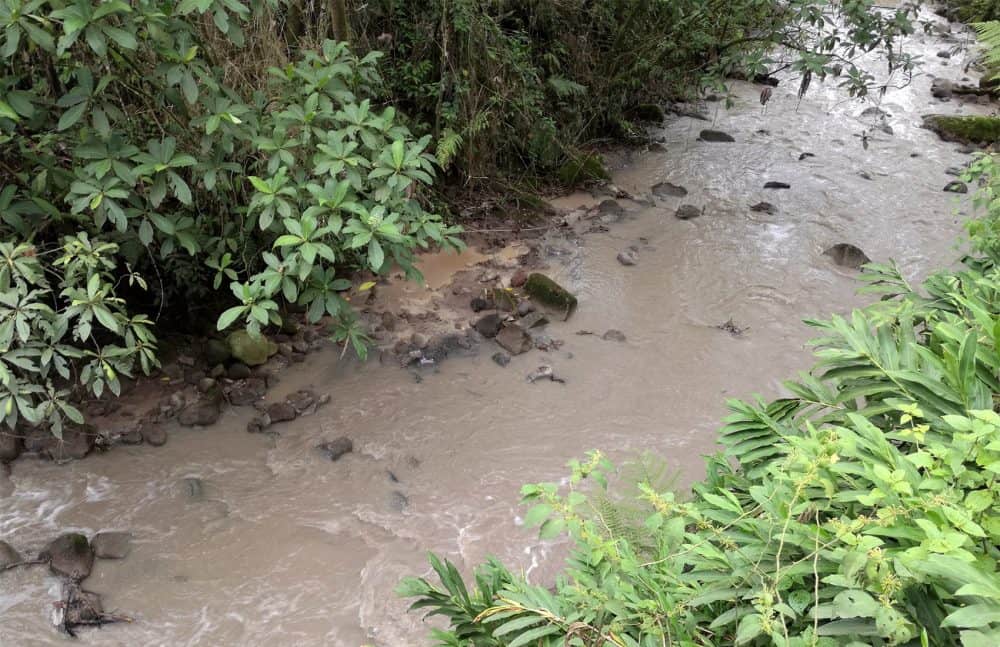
[{"xmin": 0, "ymin": 9, "xmax": 992, "ymax": 646}]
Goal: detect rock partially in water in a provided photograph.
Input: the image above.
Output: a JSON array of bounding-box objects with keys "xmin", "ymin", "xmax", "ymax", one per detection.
[
  {"xmin": 492, "ymin": 352, "xmax": 511, "ymax": 367},
  {"xmin": 495, "ymin": 323, "xmax": 534, "ymax": 356},
  {"xmin": 516, "ymin": 300, "xmax": 535, "ymax": 317},
  {"xmin": 824, "ymin": 243, "xmax": 871, "ymax": 270},
  {"xmin": 226, "ymin": 330, "xmax": 274, "ymax": 367},
  {"xmin": 474, "ymin": 313, "xmax": 504, "ymax": 339},
  {"xmin": 318, "ymin": 437, "xmax": 353, "ymax": 462},
  {"xmin": 470, "ymin": 296, "xmax": 491, "ymax": 313},
  {"xmin": 764, "ymin": 181, "xmax": 791, "ymax": 190},
  {"xmin": 750, "ymin": 202, "xmax": 776, "ymax": 214},
  {"xmin": 698, "ymin": 129, "xmax": 735, "ymax": 143},
  {"xmin": 519, "ymin": 312, "xmax": 549, "ymax": 329},
  {"xmin": 42, "ymin": 533, "xmax": 94, "ymax": 580},
  {"xmin": 859, "ymin": 107, "xmax": 890, "ymax": 120},
  {"xmin": 266, "ymin": 402, "xmax": 297, "ymax": 424},
  {"xmin": 389, "ymin": 490, "xmax": 409, "ymax": 512},
  {"xmin": 798, "ymin": 152, "xmax": 815, "ymax": 161},
  {"xmin": 0, "ymin": 540, "xmax": 21, "ymax": 568},
  {"xmin": 142, "ymin": 423, "xmax": 167, "ymax": 447},
  {"xmin": 675, "ymin": 204, "xmax": 702, "ymax": 220},
  {"xmin": 617, "ymin": 248, "xmax": 639, "ymax": 266},
  {"xmin": 651, "ymin": 182, "xmax": 688, "ymax": 198},
  {"xmin": 931, "ymin": 77, "xmax": 953, "ymax": 99},
  {"xmin": 523, "ymin": 274, "xmax": 577, "ymax": 318},
  {"xmin": 31, "ymin": 425, "xmax": 96, "ymax": 461},
  {"xmin": 602, "ymin": 329, "xmax": 627, "ymax": 342},
  {"xmin": 944, "ymin": 180, "xmax": 968, "ymax": 194},
  {"xmin": 181, "ymin": 477, "xmax": 204, "ymax": 500},
  {"xmin": 178, "ymin": 395, "xmax": 223, "ymax": 427},
  {"xmin": 922, "ymin": 114, "xmax": 1000, "ymax": 146},
  {"xmin": 598, "ymin": 199, "xmax": 624, "ymax": 221},
  {"xmin": 526, "ymin": 365, "xmax": 566, "ymax": 384},
  {"xmin": 0, "ymin": 431, "xmax": 21, "ymax": 462},
  {"xmin": 225, "ymin": 378, "xmax": 267, "ymax": 406},
  {"xmin": 92, "ymin": 531, "xmax": 132, "ymax": 560}
]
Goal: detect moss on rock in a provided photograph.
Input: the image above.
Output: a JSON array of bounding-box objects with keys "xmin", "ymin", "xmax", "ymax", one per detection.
[
  {"xmin": 227, "ymin": 330, "xmax": 274, "ymax": 366},
  {"xmin": 922, "ymin": 114, "xmax": 1000, "ymax": 146},
  {"xmin": 524, "ymin": 273, "xmax": 577, "ymax": 319}
]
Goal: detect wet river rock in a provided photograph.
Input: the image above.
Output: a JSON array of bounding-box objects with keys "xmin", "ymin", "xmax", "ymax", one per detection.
[
  {"xmin": 42, "ymin": 533, "xmax": 95, "ymax": 580},
  {"xmin": 675, "ymin": 204, "xmax": 702, "ymax": 220},
  {"xmin": 492, "ymin": 352, "xmax": 511, "ymax": 367},
  {"xmin": 91, "ymin": 531, "xmax": 132, "ymax": 560},
  {"xmin": 474, "ymin": 313, "xmax": 504, "ymax": 338},
  {"xmin": 764, "ymin": 181, "xmax": 791, "ymax": 190},
  {"xmin": 602, "ymin": 329, "xmax": 627, "ymax": 342},
  {"xmin": 225, "ymin": 378, "xmax": 267, "ymax": 406},
  {"xmin": 751, "ymin": 202, "xmax": 776, "ymax": 214},
  {"xmin": 824, "ymin": 243, "xmax": 871, "ymax": 270},
  {"xmin": 617, "ymin": 248, "xmax": 639, "ymax": 266},
  {"xmin": 495, "ymin": 323, "xmax": 534, "ymax": 355},
  {"xmin": 652, "ymin": 182, "xmax": 688, "ymax": 198},
  {"xmin": 698, "ymin": 129, "xmax": 735, "ymax": 143},
  {"xmin": 523, "ymin": 274, "xmax": 577, "ymax": 318},
  {"xmin": 142, "ymin": 422, "xmax": 167, "ymax": 447},
  {"xmin": 0, "ymin": 431, "xmax": 21, "ymax": 462},
  {"xmin": 944, "ymin": 180, "xmax": 968, "ymax": 193},
  {"xmin": 318, "ymin": 437, "xmax": 353, "ymax": 462}
]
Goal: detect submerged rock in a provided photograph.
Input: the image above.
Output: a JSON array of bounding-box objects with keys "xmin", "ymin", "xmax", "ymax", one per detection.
[
  {"xmin": 698, "ymin": 129, "xmax": 735, "ymax": 143},
  {"xmin": 42, "ymin": 533, "xmax": 95, "ymax": 580},
  {"xmin": 750, "ymin": 202, "xmax": 776, "ymax": 214},
  {"xmin": 598, "ymin": 199, "xmax": 624, "ymax": 221},
  {"xmin": 266, "ymin": 402, "xmax": 297, "ymax": 424},
  {"xmin": 181, "ymin": 477, "xmax": 204, "ymax": 500},
  {"xmin": 602, "ymin": 329, "xmax": 627, "ymax": 342},
  {"xmin": 651, "ymin": 182, "xmax": 688, "ymax": 198},
  {"xmin": 617, "ymin": 248, "xmax": 639, "ymax": 266},
  {"xmin": 91, "ymin": 532, "xmax": 132, "ymax": 560},
  {"xmin": 523, "ymin": 274, "xmax": 577, "ymax": 319},
  {"xmin": 824, "ymin": 243, "xmax": 871, "ymax": 270},
  {"xmin": 142, "ymin": 423, "xmax": 167, "ymax": 447},
  {"xmin": 495, "ymin": 324, "xmax": 534, "ymax": 355},
  {"xmin": 389, "ymin": 490, "xmax": 409, "ymax": 512},
  {"xmin": 318, "ymin": 437, "xmax": 353, "ymax": 462},
  {"xmin": 178, "ymin": 395, "xmax": 222, "ymax": 427},
  {"xmin": 492, "ymin": 352, "xmax": 511, "ymax": 367},
  {"xmin": 675, "ymin": 204, "xmax": 702, "ymax": 220}
]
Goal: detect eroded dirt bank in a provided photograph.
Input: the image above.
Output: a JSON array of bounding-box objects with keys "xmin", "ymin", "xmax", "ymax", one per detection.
[{"xmin": 1, "ymin": 7, "xmax": 996, "ymax": 646}]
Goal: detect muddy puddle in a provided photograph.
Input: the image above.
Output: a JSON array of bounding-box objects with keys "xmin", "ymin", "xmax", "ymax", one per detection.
[{"xmin": 1, "ymin": 8, "xmax": 994, "ymax": 646}]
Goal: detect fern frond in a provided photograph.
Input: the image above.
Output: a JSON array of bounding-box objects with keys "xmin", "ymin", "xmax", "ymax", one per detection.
[
  {"xmin": 436, "ymin": 128, "xmax": 463, "ymax": 169},
  {"xmin": 974, "ymin": 21, "xmax": 1000, "ymax": 74}
]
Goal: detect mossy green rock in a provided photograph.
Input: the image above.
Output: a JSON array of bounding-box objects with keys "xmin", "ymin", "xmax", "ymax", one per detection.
[
  {"xmin": 557, "ymin": 153, "xmax": 609, "ymax": 185},
  {"xmin": 226, "ymin": 330, "xmax": 274, "ymax": 366},
  {"xmin": 524, "ymin": 273, "xmax": 577, "ymax": 319},
  {"xmin": 922, "ymin": 114, "xmax": 1000, "ymax": 146}
]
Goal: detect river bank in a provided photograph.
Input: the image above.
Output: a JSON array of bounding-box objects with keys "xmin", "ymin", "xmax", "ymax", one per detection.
[{"xmin": 2, "ymin": 6, "xmax": 997, "ymax": 646}]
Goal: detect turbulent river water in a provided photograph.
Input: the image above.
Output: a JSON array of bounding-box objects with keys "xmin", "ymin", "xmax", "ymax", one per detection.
[{"xmin": 1, "ymin": 9, "xmax": 995, "ymax": 647}]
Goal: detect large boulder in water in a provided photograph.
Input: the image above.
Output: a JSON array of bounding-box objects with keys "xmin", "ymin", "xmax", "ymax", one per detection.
[
  {"xmin": 698, "ymin": 129, "xmax": 735, "ymax": 143},
  {"xmin": 922, "ymin": 114, "xmax": 1000, "ymax": 146},
  {"xmin": 824, "ymin": 244, "xmax": 871, "ymax": 270},
  {"xmin": 523, "ymin": 274, "xmax": 577, "ymax": 320},
  {"xmin": 226, "ymin": 330, "xmax": 275, "ymax": 367},
  {"xmin": 42, "ymin": 533, "xmax": 95, "ymax": 580}
]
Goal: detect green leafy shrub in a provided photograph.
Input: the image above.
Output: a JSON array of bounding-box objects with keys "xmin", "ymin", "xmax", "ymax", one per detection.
[
  {"xmin": 400, "ymin": 159, "xmax": 1000, "ymax": 644},
  {"xmin": 0, "ymin": 1, "xmax": 460, "ymax": 438}
]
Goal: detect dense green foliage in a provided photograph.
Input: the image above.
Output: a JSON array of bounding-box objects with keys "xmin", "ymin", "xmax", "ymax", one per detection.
[
  {"xmin": 400, "ymin": 156, "xmax": 1000, "ymax": 645},
  {"xmin": 343, "ymin": 0, "xmax": 920, "ymax": 186},
  {"xmin": 0, "ymin": 1, "xmax": 460, "ymax": 433}
]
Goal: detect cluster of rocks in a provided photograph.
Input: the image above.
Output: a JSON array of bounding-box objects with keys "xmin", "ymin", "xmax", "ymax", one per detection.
[
  {"xmin": 246, "ymin": 388, "xmax": 330, "ymax": 434},
  {"xmin": 0, "ymin": 318, "xmax": 331, "ymax": 465},
  {"xmin": 1, "ymin": 531, "xmax": 133, "ymax": 635}
]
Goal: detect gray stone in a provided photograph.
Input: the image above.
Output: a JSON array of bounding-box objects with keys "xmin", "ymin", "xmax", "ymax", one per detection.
[
  {"xmin": 495, "ymin": 324, "xmax": 533, "ymax": 355},
  {"xmin": 225, "ymin": 378, "xmax": 267, "ymax": 406},
  {"xmin": 602, "ymin": 329, "xmax": 627, "ymax": 342},
  {"xmin": 824, "ymin": 243, "xmax": 871, "ymax": 270},
  {"xmin": 519, "ymin": 312, "xmax": 549, "ymax": 329},
  {"xmin": 142, "ymin": 423, "xmax": 167, "ymax": 447},
  {"xmin": 266, "ymin": 402, "xmax": 297, "ymax": 424},
  {"xmin": 178, "ymin": 397, "xmax": 222, "ymax": 427},
  {"xmin": 516, "ymin": 300, "xmax": 536, "ymax": 317},
  {"xmin": 389, "ymin": 490, "xmax": 409, "ymax": 512},
  {"xmin": 675, "ymin": 204, "xmax": 701, "ymax": 220},
  {"xmin": 492, "ymin": 352, "xmax": 511, "ymax": 367},
  {"xmin": 474, "ymin": 313, "xmax": 504, "ymax": 339},
  {"xmin": 651, "ymin": 182, "xmax": 687, "ymax": 198},
  {"xmin": 42, "ymin": 533, "xmax": 94, "ymax": 580},
  {"xmin": 181, "ymin": 477, "xmax": 203, "ymax": 500},
  {"xmin": 91, "ymin": 531, "xmax": 131, "ymax": 560},
  {"xmin": 598, "ymin": 199, "xmax": 624, "ymax": 219},
  {"xmin": 698, "ymin": 129, "xmax": 735, "ymax": 143},
  {"xmin": 204, "ymin": 338, "xmax": 231, "ymax": 367},
  {"xmin": 318, "ymin": 437, "xmax": 353, "ymax": 462},
  {"xmin": 931, "ymin": 77, "xmax": 953, "ymax": 99},
  {"xmin": 617, "ymin": 248, "xmax": 639, "ymax": 266}
]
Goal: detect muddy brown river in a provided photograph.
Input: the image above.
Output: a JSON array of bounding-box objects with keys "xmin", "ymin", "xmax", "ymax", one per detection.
[{"xmin": 1, "ymin": 9, "xmax": 994, "ymax": 646}]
